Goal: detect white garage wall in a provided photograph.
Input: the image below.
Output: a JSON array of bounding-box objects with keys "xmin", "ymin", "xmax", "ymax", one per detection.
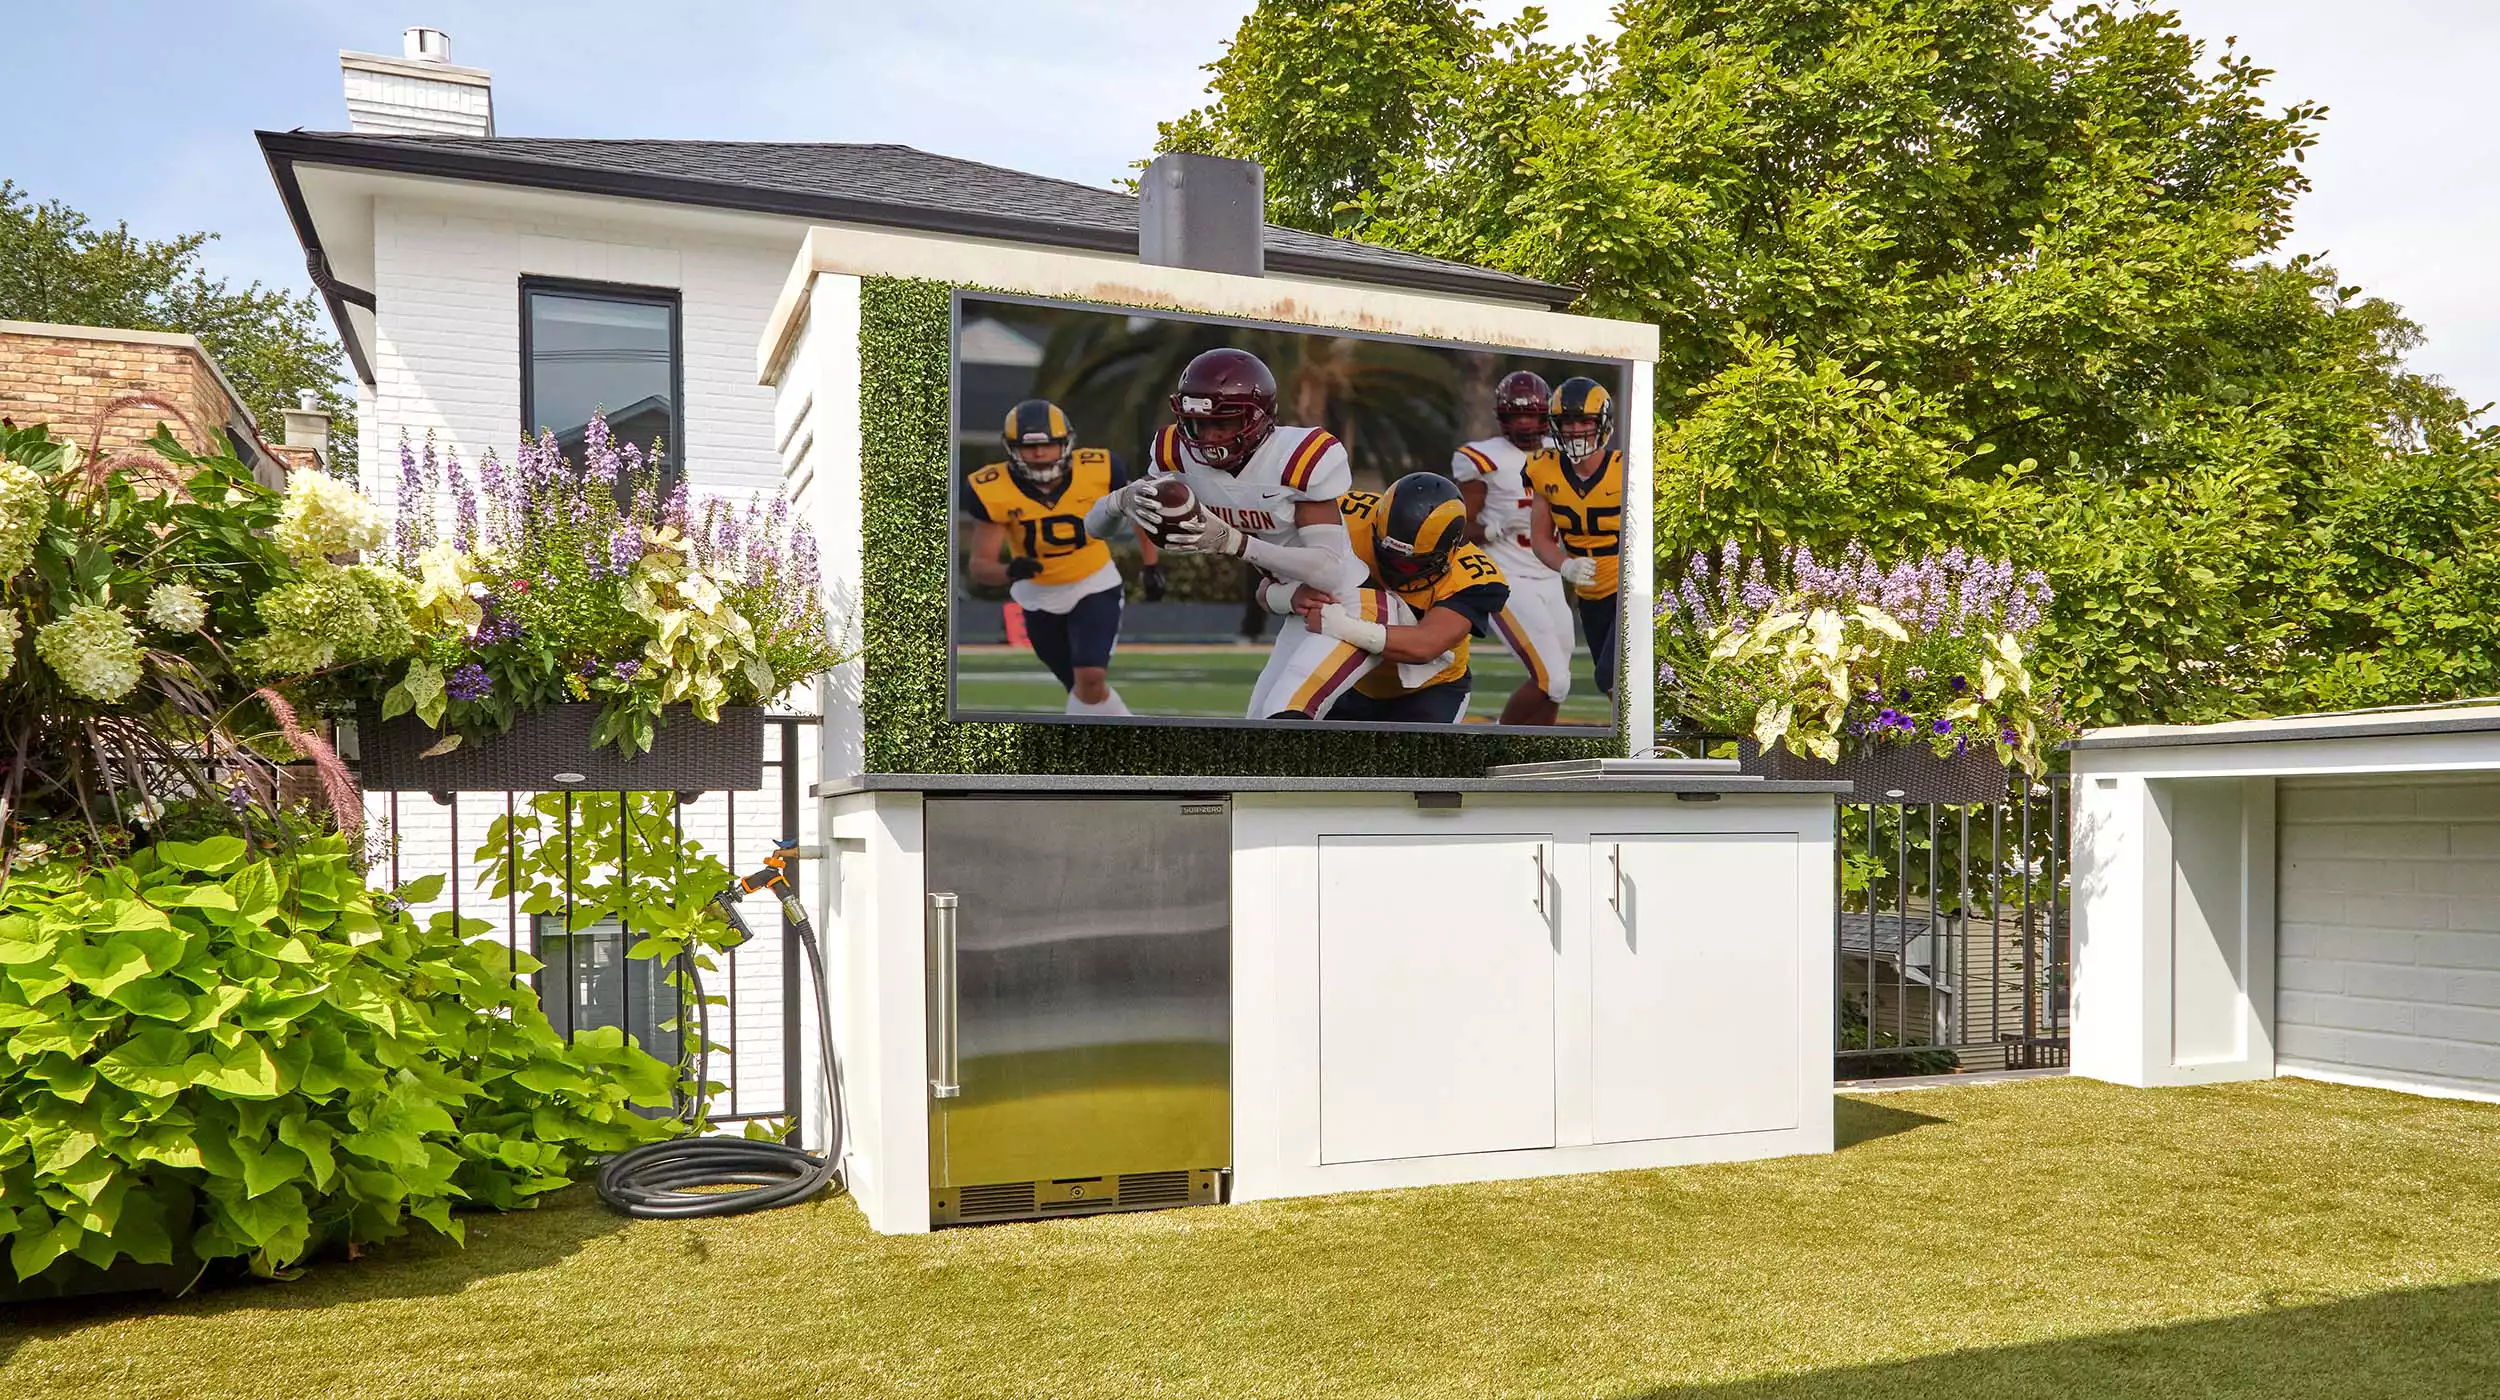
[{"xmin": 2276, "ymin": 774, "xmax": 2500, "ymax": 1102}]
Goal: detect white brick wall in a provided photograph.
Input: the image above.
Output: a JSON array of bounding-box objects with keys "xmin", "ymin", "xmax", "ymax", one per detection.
[
  {"xmin": 364, "ymin": 194, "xmax": 802, "ymax": 508},
  {"xmin": 2276, "ymin": 775, "xmax": 2500, "ymax": 1099},
  {"xmin": 351, "ymin": 188, "xmax": 826, "ymax": 1120}
]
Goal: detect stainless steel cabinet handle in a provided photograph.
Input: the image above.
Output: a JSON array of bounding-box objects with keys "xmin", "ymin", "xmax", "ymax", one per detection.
[
  {"xmin": 1610, "ymin": 843, "xmax": 1623, "ymax": 914},
  {"xmin": 927, "ymin": 893, "xmax": 961, "ymax": 1100},
  {"xmin": 1532, "ymin": 844, "xmax": 1547, "ymax": 918}
]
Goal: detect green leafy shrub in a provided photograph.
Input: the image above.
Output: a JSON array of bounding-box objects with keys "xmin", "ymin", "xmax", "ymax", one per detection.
[
  {"xmin": 476, "ymin": 790, "xmax": 743, "ymax": 1114},
  {"xmin": 0, "ymin": 422, "xmax": 358, "ymax": 852},
  {"xmin": 0, "ymin": 829, "xmax": 677, "ymax": 1289}
]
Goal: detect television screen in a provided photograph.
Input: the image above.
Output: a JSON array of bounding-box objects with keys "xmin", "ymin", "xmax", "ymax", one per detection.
[{"xmin": 949, "ymin": 292, "xmax": 1628, "ymax": 733}]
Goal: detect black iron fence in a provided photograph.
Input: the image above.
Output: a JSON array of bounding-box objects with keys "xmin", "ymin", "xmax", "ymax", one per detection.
[
  {"xmin": 360, "ymin": 714, "xmax": 821, "ymax": 1133},
  {"xmin": 360, "ymin": 714, "xmax": 2060, "ymax": 1117},
  {"xmin": 1837, "ymin": 773, "xmax": 2069, "ymax": 1077}
]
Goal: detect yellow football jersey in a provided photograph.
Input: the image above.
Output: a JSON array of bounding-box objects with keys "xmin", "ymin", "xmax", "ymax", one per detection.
[
  {"xmin": 1524, "ymin": 448, "xmax": 1623, "ymax": 600},
  {"xmin": 1337, "ymin": 488, "xmax": 1510, "ymax": 696},
  {"xmin": 961, "ymin": 448, "xmax": 1116, "ymax": 587}
]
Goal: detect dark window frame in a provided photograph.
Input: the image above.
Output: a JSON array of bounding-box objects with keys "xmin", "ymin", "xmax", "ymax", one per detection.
[{"xmin": 517, "ymin": 275, "xmax": 686, "ymax": 486}]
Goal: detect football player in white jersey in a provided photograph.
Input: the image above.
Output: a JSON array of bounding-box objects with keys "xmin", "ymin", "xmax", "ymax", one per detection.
[
  {"xmin": 1452, "ymin": 370, "xmax": 1575, "ymax": 724},
  {"xmin": 1085, "ymin": 347, "xmax": 1368, "ymax": 719}
]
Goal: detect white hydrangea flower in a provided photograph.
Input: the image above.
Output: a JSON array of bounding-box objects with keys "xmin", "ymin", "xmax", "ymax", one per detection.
[
  {"xmin": 36, "ymin": 603, "xmax": 143, "ymax": 702},
  {"xmin": 144, "ymin": 580, "xmax": 208, "ymax": 634},
  {"xmin": 0, "ymin": 455, "xmax": 49, "ymax": 582},
  {"xmin": 0, "ymin": 609, "xmax": 20, "ymax": 683},
  {"xmin": 274, "ymin": 468, "xmax": 383, "ymax": 563}
]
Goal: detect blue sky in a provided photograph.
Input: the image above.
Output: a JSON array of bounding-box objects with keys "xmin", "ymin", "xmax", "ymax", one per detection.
[{"xmin": 8, "ymin": 2, "xmax": 2500, "ymax": 400}]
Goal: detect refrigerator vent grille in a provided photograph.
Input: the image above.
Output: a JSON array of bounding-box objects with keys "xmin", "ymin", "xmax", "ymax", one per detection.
[
  {"xmin": 957, "ymin": 1181, "xmax": 1038, "ymax": 1218},
  {"xmin": 1118, "ymin": 1171, "xmax": 1194, "ymax": 1206}
]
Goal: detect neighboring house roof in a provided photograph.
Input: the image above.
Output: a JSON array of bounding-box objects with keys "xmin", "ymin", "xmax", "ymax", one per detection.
[{"xmin": 258, "ymin": 131, "xmax": 1581, "ymax": 386}]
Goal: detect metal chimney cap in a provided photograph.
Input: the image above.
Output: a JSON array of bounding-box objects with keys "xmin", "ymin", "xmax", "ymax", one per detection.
[{"xmin": 403, "ymin": 27, "xmax": 452, "ymax": 63}]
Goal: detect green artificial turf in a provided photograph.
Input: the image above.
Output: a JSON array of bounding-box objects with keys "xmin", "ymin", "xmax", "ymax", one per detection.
[
  {"xmin": 955, "ymin": 643, "xmax": 1619, "ymax": 726},
  {"xmin": 9, "ymin": 1076, "xmax": 2500, "ymax": 1399}
]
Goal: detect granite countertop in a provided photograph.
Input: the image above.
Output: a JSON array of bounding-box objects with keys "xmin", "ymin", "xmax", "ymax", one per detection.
[{"xmin": 815, "ymin": 772, "xmax": 1849, "ymax": 798}]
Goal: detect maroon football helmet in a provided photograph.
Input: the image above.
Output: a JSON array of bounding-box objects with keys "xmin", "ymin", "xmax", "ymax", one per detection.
[
  {"xmin": 1169, "ymin": 348, "xmax": 1279, "ymax": 471},
  {"xmin": 1494, "ymin": 370, "xmax": 1552, "ymax": 450}
]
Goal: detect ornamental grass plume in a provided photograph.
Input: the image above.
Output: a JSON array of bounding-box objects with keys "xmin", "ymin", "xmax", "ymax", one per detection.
[
  {"xmin": 144, "ymin": 580, "xmax": 208, "ymax": 634},
  {"xmin": 0, "ymin": 455, "xmax": 48, "ymax": 582},
  {"xmin": 36, "ymin": 602, "xmax": 143, "ymax": 701},
  {"xmin": 275, "ymin": 467, "xmax": 384, "ymax": 563},
  {"xmin": 256, "ymin": 687, "xmax": 361, "ymax": 839}
]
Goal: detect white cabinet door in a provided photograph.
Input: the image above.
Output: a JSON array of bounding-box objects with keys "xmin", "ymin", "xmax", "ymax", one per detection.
[
  {"xmin": 1590, "ymin": 832, "xmax": 1801, "ymax": 1142},
  {"xmin": 1318, "ymin": 833, "xmax": 1557, "ymax": 1164}
]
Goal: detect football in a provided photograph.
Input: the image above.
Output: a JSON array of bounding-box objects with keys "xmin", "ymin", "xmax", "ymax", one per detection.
[{"xmin": 1140, "ymin": 475, "xmax": 1200, "ymax": 545}]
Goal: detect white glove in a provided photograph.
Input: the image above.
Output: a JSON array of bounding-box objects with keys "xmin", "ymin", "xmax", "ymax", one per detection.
[
  {"xmin": 1559, "ymin": 556, "xmax": 1599, "ymax": 587},
  {"xmin": 1313, "ymin": 601, "xmax": 1388, "ymax": 654},
  {"xmin": 1164, "ymin": 507, "xmax": 1247, "ymax": 558},
  {"xmin": 1118, "ymin": 477, "xmax": 1174, "ymax": 534}
]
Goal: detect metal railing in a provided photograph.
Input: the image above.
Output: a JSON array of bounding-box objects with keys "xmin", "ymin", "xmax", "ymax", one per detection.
[
  {"xmin": 1838, "ymin": 773, "xmax": 2069, "ymax": 1077},
  {"xmin": 362, "ymin": 714, "xmax": 820, "ymax": 1133}
]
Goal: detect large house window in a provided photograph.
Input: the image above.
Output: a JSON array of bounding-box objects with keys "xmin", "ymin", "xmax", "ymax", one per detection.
[{"xmin": 520, "ymin": 278, "xmax": 682, "ymax": 489}]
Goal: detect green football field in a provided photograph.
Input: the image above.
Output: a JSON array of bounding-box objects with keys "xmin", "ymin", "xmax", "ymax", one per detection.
[{"xmin": 956, "ymin": 643, "xmax": 1617, "ymax": 726}]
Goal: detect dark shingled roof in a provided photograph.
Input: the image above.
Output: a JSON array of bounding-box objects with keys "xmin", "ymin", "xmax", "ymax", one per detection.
[{"xmin": 257, "ymin": 131, "xmax": 1576, "ymax": 309}]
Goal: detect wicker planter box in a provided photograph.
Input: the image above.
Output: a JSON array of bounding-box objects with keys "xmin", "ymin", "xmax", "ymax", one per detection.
[
  {"xmin": 353, "ymin": 703, "xmax": 765, "ymax": 793},
  {"xmin": 1737, "ymin": 739, "xmax": 2011, "ymax": 805}
]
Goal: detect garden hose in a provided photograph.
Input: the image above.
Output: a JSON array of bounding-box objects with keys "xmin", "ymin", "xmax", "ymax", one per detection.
[{"xmin": 593, "ymin": 842, "xmax": 848, "ymax": 1218}]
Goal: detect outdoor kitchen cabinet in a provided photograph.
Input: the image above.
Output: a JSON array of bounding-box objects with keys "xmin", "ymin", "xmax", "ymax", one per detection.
[
  {"xmin": 818, "ymin": 775, "xmax": 1840, "ymax": 1235},
  {"xmin": 1589, "ymin": 832, "xmax": 1803, "ymax": 1143},
  {"xmin": 1317, "ymin": 833, "xmax": 1559, "ymax": 1164}
]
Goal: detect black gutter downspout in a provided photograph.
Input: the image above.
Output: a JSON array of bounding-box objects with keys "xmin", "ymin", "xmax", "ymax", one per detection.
[{"xmin": 259, "ymin": 135, "xmax": 378, "ymax": 387}]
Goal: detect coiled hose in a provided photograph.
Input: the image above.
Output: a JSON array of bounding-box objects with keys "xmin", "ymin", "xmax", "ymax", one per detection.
[{"xmin": 594, "ymin": 854, "xmax": 846, "ymax": 1218}]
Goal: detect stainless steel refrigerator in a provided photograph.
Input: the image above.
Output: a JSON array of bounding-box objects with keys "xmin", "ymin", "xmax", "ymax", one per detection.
[{"xmin": 922, "ymin": 795, "xmax": 1231, "ymax": 1225}]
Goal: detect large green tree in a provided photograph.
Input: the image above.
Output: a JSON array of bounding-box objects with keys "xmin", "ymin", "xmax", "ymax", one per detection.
[
  {"xmin": 0, "ymin": 182, "xmax": 353, "ymax": 471},
  {"xmin": 1163, "ymin": 0, "xmax": 2500, "ymax": 728}
]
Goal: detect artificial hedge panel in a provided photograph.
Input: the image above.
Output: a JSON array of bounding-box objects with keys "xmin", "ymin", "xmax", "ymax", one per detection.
[{"xmin": 857, "ymin": 275, "xmax": 1619, "ymax": 776}]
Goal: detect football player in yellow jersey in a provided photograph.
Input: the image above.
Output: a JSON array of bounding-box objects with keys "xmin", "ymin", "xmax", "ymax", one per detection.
[
  {"xmin": 1523, "ymin": 376, "xmax": 1625, "ymax": 708},
  {"xmin": 1267, "ymin": 473, "xmax": 1512, "ymax": 724},
  {"xmin": 960, "ymin": 399, "xmax": 1160, "ymax": 716}
]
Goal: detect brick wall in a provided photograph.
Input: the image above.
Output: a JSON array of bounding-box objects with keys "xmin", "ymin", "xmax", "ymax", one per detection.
[
  {"xmin": 356, "ymin": 194, "xmax": 819, "ymax": 1110},
  {"xmin": 2276, "ymin": 774, "xmax": 2500, "ymax": 1099},
  {"xmin": 0, "ymin": 322, "xmax": 251, "ymax": 467},
  {"xmin": 363, "ymin": 195, "xmax": 803, "ymax": 507}
]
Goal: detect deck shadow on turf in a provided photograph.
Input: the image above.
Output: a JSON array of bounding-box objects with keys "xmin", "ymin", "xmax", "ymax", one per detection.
[
  {"xmin": 1833, "ymin": 1095, "xmax": 1943, "ymax": 1149},
  {"xmin": 0, "ymin": 1185, "xmax": 634, "ymax": 1359},
  {"xmin": 1627, "ymin": 1278, "xmax": 2500, "ymax": 1400}
]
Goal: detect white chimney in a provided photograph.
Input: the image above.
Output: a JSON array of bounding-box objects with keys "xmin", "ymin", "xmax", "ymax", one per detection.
[{"xmin": 341, "ymin": 27, "xmax": 494, "ymax": 137}]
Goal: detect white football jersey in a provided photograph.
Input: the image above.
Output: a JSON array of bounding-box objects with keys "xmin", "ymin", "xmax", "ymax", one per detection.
[
  {"xmin": 1451, "ymin": 435, "xmax": 1540, "ymax": 537},
  {"xmin": 1151, "ymin": 421, "xmax": 1352, "ymax": 549}
]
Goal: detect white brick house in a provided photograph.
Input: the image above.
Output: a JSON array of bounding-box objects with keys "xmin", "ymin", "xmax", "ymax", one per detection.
[{"xmin": 261, "ymin": 28, "xmax": 1575, "ymax": 1122}]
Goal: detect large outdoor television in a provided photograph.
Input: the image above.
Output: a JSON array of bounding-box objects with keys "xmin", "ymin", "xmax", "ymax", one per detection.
[{"xmin": 948, "ymin": 292, "xmax": 1630, "ymax": 734}]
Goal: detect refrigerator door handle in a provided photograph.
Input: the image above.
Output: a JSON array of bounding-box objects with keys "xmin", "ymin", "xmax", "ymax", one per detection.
[{"xmin": 927, "ymin": 893, "xmax": 962, "ymax": 1100}]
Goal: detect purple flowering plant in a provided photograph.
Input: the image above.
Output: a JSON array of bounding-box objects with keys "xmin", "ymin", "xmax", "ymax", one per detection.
[
  {"xmin": 375, "ymin": 414, "xmax": 843, "ymax": 757},
  {"xmin": 1656, "ymin": 542, "xmax": 2063, "ymax": 773}
]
